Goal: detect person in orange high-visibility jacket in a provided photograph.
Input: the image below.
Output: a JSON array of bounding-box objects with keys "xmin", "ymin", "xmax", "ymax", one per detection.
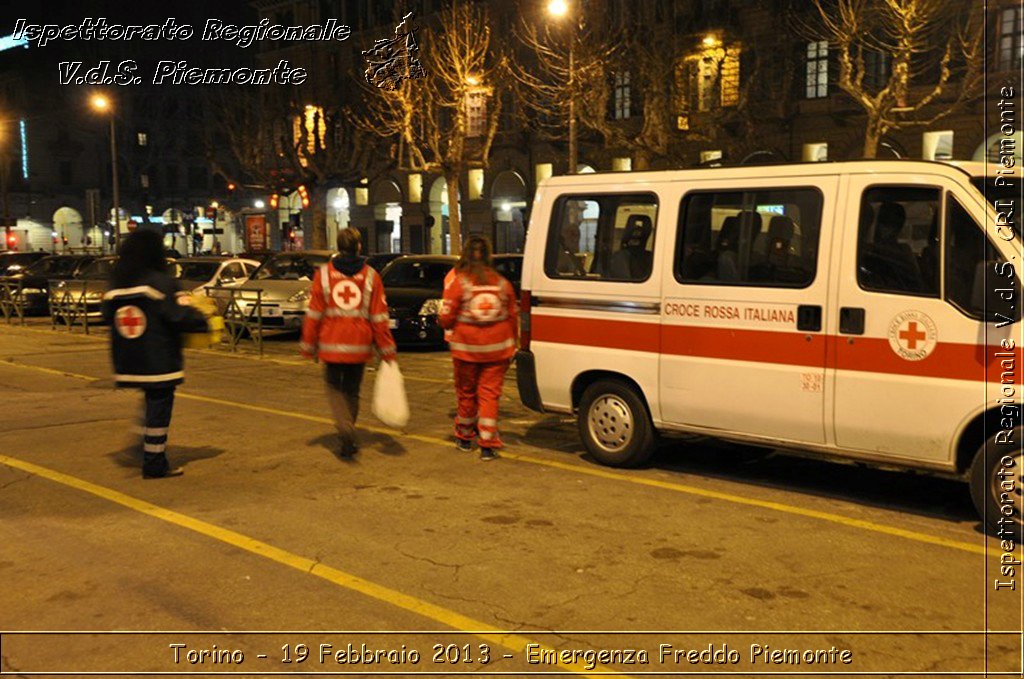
[
  {"xmin": 439, "ymin": 236, "xmax": 518, "ymax": 460},
  {"xmin": 300, "ymin": 228, "xmax": 397, "ymax": 457}
]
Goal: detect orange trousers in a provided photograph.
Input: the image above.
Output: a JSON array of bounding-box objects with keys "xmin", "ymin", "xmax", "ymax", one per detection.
[{"xmin": 453, "ymin": 358, "xmax": 509, "ymax": 448}]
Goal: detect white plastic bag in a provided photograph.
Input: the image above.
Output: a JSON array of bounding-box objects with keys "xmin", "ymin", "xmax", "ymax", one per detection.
[{"xmin": 372, "ymin": 361, "xmax": 410, "ymax": 429}]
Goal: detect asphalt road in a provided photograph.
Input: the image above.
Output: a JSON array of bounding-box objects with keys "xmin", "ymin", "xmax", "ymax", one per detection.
[{"xmin": 0, "ymin": 319, "xmax": 1021, "ymax": 677}]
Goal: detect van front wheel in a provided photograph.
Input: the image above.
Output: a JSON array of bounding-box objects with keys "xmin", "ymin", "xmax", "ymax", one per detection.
[
  {"xmin": 968, "ymin": 428, "xmax": 1024, "ymax": 535},
  {"xmin": 578, "ymin": 379, "xmax": 655, "ymax": 468}
]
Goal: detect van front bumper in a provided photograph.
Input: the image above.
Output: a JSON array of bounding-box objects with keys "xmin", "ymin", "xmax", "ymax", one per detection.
[{"xmin": 515, "ymin": 350, "xmax": 545, "ymax": 413}]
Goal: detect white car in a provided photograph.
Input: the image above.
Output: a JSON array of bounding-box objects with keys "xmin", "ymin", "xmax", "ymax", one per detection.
[{"xmin": 176, "ymin": 256, "xmax": 260, "ymax": 311}]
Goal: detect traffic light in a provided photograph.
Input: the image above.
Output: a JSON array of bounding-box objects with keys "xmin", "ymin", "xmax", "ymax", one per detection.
[
  {"xmin": 5, "ymin": 231, "xmax": 16, "ymax": 250},
  {"xmin": 269, "ymin": 194, "xmax": 279, "ymax": 209}
]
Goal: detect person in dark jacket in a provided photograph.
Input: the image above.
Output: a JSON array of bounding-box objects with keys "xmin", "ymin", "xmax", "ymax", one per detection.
[{"xmin": 101, "ymin": 230, "xmax": 208, "ymax": 478}]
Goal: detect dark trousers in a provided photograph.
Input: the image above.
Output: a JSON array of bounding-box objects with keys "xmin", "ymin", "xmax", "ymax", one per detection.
[
  {"xmin": 142, "ymin": 387, "xmax": 175, "ymax": 476},
  {"xmin": 324, "ymin": 362, "xmax": 365, "ymax": 443}
]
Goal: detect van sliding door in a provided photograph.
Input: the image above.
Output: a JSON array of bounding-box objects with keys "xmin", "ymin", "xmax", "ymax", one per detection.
[{"xmin": 660, "ymin": 179, "xmax": 836, "ymax": 444}]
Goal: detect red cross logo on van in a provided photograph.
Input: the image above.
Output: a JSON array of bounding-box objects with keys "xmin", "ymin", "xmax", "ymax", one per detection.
[
  {"xmin": 888, "ymin": 311, "xmax": 937, "ymax": 361},
  {"xmin": 331, "ymin": 280, "xmax": 362, "ymax": 311},
  {"xmin": 115, "ymin": 305, "xmax": 147, "ymax": 339}
]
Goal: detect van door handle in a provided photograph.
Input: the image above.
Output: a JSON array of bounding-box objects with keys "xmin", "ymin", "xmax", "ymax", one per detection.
[
  {"xmin": 797, "ymin": 304, "xmax": 822, "ymax": 332},
  {"xmin": 839, "ymin": 307, "xmax": 866, "ymax": 335}
]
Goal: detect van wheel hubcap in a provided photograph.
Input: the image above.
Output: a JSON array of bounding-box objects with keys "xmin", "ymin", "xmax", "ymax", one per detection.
[{"xmin": 588, "ymin": 395, "xmax": 633, "ymax": 453}]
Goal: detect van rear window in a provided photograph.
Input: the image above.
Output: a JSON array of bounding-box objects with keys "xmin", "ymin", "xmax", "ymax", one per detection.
[
  {"xmin": 544, "ymin": 193, "xmax": 658, "ymax": 282},
  {"xmin": 675, "ymin": 188, "xmax": 823, "ymax": 288}
]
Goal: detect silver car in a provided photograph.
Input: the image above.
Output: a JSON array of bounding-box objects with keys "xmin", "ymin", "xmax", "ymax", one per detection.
[
  {"xmin": 176, "ymin": 256, "xmax": 260, "ymax": 313},
  {"xmin": 230, "ymin": 250, "xmax": 332, "ymax": 329}
]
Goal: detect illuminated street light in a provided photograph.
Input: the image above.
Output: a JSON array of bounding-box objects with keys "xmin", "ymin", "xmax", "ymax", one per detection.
[
  {"xmin": 254, "ymin": 199, "xmax": 266, "ymax": 209},
  {"xmin": 90, "ymin": 93, "xmax": 120, "ymax": 250},
  {"xmin": 547, "ymin": 0, "xmax": 569, "ymax": 17},
  {"xmin": 466, "ymin": 75, "xmax": 481, "ymax": 86},
  {"xmin": 703, "ymin": 34, "xmax": 720, "ymax": 47},
  {"xmin": 210, "ymin": 200, "xmax": 220, "ymax": 209}
]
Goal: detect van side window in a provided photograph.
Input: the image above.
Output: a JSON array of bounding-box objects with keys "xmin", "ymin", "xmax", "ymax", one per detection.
[
  {"xmin": 544, "ymin": 194, "xmax": 658, "ymax": 282},
  {"xmin": 857, "ymin": 187, "xmax": 940, "ymax": 296},
  {"xmin": 945, "ymin": 194, "xmax": 1020, "ymax": 323},
  {"xmin": 675, "ymin": 188, "xmax": 823, "ymax": 287}
]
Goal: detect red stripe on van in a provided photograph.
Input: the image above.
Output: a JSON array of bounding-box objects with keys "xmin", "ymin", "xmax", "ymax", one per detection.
[
  {"xmin": 661, "ymin": 325, "xmax": 825, "ymax": 367},
  {"xmin": 532, "ymin": 314, "xmax": 660, "ymax": 353},
  {"xmin": 533, "ymin": 313, "xmax": 1021, "ymax": 383},
  {"xmin": 829, "ymin": 335, "xmax": 1021, "ymax": 383}
]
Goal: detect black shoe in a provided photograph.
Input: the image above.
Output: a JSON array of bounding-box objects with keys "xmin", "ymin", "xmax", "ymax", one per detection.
[
  {"xmin": 456, "ymin": 439, "xmax": 473, "ymax": 452},
  {"xmin": 144, "ymin": 467, "xmax": 184, "ymax": 479},
  {"xmin": 479, "ymin": 448, "xmax": 498, "ymax": 461},
  {"xmin": 337, "ymin": 438, "xmax": 359, "ymax": 458}
]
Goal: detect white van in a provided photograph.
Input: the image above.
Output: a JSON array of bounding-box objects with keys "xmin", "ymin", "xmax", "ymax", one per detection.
[{"xmin": 515, "ymin": 161, "xmax": 1021, "ymax": 531}]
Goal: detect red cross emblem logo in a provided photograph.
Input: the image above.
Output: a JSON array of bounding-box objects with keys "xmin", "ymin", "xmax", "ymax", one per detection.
[
  {"xmin": 888, "ymin": 311, "xmax": 937, "ymax": 361},
  {"xmin": 331, "ymin": 280, "xmax": 362, "ymax": 311},
  {"xmin": 115, "ymin": 305, "xmax": 147, "ymax": 339},
  {"xmin": 470, "ymin": 292, "xmax": 501, "ymax": 321}
]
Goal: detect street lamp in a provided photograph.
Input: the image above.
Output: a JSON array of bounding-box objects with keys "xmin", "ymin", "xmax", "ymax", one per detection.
[
  {"xmin": 90, "ymin": 93, "xmax": 120, "ymax": 251},
  {"xmin": 547, "ymin": 0, "xmax": 577, "ymax": 174}
]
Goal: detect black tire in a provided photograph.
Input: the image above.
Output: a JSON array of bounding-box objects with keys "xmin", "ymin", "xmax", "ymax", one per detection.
[
  {"xmin": 577, "ymin": 379, "xmax": 655, "ymax": 467},
  {"xmin": 968, "ymin": 427, "xmax": 1023, "ymax": 536}
]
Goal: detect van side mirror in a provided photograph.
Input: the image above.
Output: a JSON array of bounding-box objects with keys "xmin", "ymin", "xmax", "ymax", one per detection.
[{"xmin": 970, "ymin": 261, "xmax": 1021, "ymax": 325}]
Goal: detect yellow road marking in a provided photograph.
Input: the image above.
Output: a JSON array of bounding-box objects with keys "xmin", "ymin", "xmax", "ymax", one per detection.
[
  {"xmin": 0, "ymin": 454, "xmax": 623, "ymax": 677},
  {"xmin": 0, "ymin": 358, "xmax": 1000, "ymax": 558}
]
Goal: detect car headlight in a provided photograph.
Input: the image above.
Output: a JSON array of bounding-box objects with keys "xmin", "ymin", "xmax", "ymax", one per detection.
[
  {"xmin": 288, "ymin": 289, "xmax": 311, "ymax": 303},
  {"xmin": 418, "ymin": 298, "xmax": 443, "ymax": 316}
]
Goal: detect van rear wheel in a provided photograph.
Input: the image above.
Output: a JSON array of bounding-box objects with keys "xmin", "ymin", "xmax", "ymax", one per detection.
[
  {"xmin": 968, "ymin": 428, "xmax": 1024, "ymax": 535},
  {"xmin": 578, "ymin": 379, "xmax": 655, "ymax": 467}
]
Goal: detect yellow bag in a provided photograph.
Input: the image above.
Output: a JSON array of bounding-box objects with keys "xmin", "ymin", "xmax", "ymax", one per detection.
[{"xmin": 180, "ymin": 294, "xmax": 224, "ymax": 349}]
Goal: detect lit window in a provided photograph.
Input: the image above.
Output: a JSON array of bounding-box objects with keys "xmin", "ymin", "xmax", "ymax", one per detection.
[
  {"xmin": 466, "ymin": 90, "xmax": 487, "ymax": 138},
  {"xmin": 678, "ymin": 46, "xmax": 741, "ymax": 113},
  {"xmin": 805, "ymin": 41, "xmax": 829, "ymax": 99},
  {"xmin": 614, "ymin": 72, "xmax": 631, "ymax": 120},
  {"xmin": 140, "ymin": 174, "xmax": 150, "ymax": 189},
  {"xmin": 998, "ymin": 8, "xmax": 1022, "ymax": 71},
  {"xmin": 137, "ymin": 132, "xmax": 148, "ymax": 146},
  {"xmin": 293, "ymin": 105, "xmax": 326, "ymax": 167}
]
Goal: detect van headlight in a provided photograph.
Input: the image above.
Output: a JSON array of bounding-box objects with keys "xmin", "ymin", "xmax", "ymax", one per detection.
[
  {"xmin": 288, "ymin": 289, "xmax": 311, "ymax": 303},
  {"xmin": 418, "ymin": 299, "xmax": 443, "ymax": 316}
]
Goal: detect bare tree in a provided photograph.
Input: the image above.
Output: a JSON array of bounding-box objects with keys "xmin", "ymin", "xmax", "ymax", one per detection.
[
  {"xmin": 511, "ymin": 10, "xmax": 614, "ymax": 173},
  {"xmin": 357, "ymin": 1, "xmax": 506, "ymax": 255},
  {"xmin": 808, "ymin": 0, "xmax": 983, "ymax": 158},
  {"xmin": 206, "ymin": 85, "xmax": 380, "ymax": 250}
]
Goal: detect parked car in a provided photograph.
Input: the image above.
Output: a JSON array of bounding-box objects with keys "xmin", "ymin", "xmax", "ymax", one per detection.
[
  {"xmin": 175, "ymin": 256, "xmax": 260, "ymax": 311},
  {"xmin": 0, "ymin": 251, "xmax": 48, "ymax": 277},
  {"xmin": 232, "ymin": 250, "xmax": 333, "ymax": 329},
  {"xmin": 366, "ymin": 252, "xmax": 409, "ymax": 272},
  {"xmin": 3, "ymin": 254, "xmax": 96, "ymax": 315},
  {"xmin": 53, "ymin": 256, "xmax": 179, "ymax": 322},
  {"xmin": 51, "ymin": 256, "xmax": 118, "ymax": 321},
  {"xmin": 380, "ymin": 255, "xmax": 457, "ymax": 347}
]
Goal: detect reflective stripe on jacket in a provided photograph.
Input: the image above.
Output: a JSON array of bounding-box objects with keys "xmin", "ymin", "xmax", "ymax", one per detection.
[
  {"xmin": 439, "ymin": 268, "xmax": 517, "ymax": 363},
  {"xmin": 299, "ymin": 261, "xmax": 397, "ymax": 364}
]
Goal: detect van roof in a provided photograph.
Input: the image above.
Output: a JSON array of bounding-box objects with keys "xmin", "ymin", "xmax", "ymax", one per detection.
[{"xmin": 538, "ymin": 159, "xmax": 978, "ymax": 187}]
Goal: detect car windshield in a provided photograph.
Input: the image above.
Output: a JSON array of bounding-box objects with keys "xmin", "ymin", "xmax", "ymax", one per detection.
[
  {"xmin": 0, "ymin": 253, "xmax": 42, "ymax": 274},
  {"xmin": 382, "ymin": 260, "xmax": 451, "ymax": 290},
  {"xmin": 176, "ymin": 261, "xmax": 221, "ymax": 281},
  {"xmin": 252, "ymin": 254, "xmax": 328, "ymax": 281},
  {"xmin": 27, "ymin": 257, "xmax": 79, "ymax": 277},
  {"xmin": 80, "ymin": 258, "xmax": 117, "ymax": 280}
]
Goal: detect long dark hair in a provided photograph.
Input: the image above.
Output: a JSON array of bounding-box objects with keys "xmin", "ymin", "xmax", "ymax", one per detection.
[
  {"xmin": 456, "ymin": 236, "xmax": 493, "ymax": 285},
  {"xmin": 112, "ymin": 230, "xmax": 167, "ymax": 288}
]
